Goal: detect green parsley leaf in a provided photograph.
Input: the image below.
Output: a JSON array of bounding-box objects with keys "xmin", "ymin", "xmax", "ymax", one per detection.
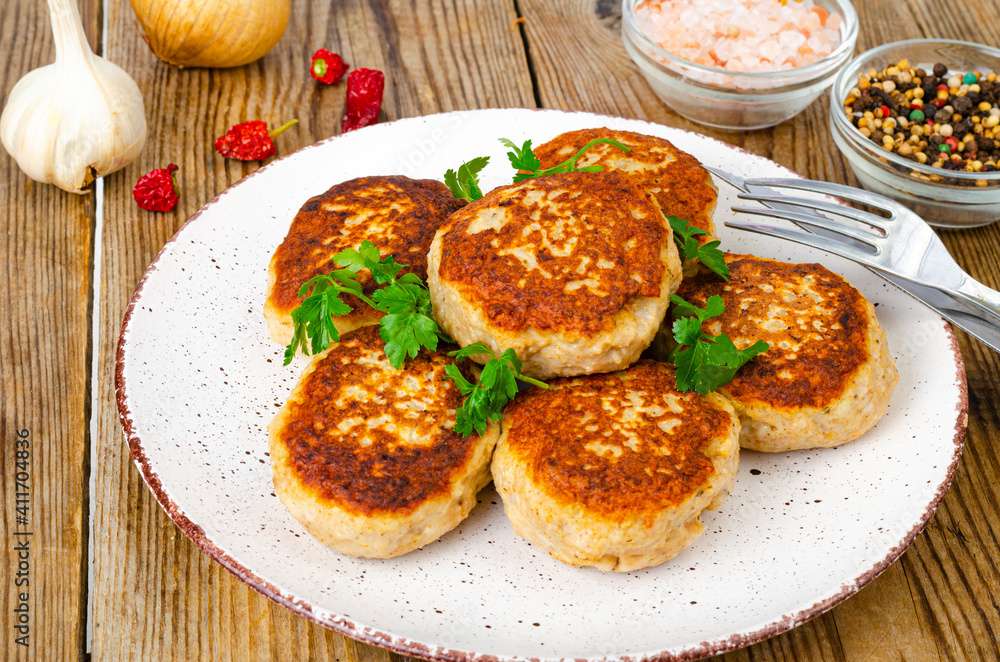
[
  {"xmin": 445, "ymin": 345, "xmax": 547, "ymax": 437},
  {"xmin": 443, "ymin": 156, "xmax": 490, "ymax": 202},
  {"xmin": 379, "ymin": 310, "xmax": 440, "ymax": 368},
  {"xmin": 370, "ymin": 274, "xmax": 442, "ymax": 368},
  {"xmin": 334, "ymin": 239, "xmax": 406, "ymax": 285},
  {"xmin": 283, "ymin": 269, "xmax": 374, "ymax": 365},
  {"xmin": 448, "ymin": 342, "xmax": 494, "ymax": 361},
  {"xmin": 499, "ymin": 136, "xmax": 630, "ymax": 183},
  {"xmin": 670, "ymin": 294, "xmax": 768, "ymax": 394},
  {"xmin": 671, "ymin": 293, "xmax": 724, "ymax": 322},
  {"xmin": 499, "ymin": 138, "xmax": 541, "ymax": 175},
  {"xmin": 443, "ymin": 363, "xmax": 475, "ymax": 394},
  {"xmin": 671, "ymin": 316, "xmax": 703, "ymax": 346},
  {"xmin": 667, "ymin": 216, "xmax": 729, "ymax": 281},
  {"xmin": 286, "ymin": 239, "xmax": 447, "ymax": 369}
]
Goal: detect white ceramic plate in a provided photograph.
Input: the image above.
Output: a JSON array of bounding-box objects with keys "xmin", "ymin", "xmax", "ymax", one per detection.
[{"xmin": 116, "ymin": 109, "xmax": 967, "ymax": 661}]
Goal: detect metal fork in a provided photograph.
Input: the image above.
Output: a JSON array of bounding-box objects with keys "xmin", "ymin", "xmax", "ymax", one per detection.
[{"xmin": 707, "ymin": 166, "xmax": 1000, "ymax": 353}]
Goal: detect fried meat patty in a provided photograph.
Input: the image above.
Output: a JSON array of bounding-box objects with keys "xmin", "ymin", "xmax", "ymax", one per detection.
[
  {"xmin": 265, "ymin": 176, "xmax": 463, "ymax": 345},
  {"xmin": 491, "ymin": 360, "xmax": 740, "ymax": 572},
  {"xmin": 532, "ymin": 128, "xmax": 718, "ymax": 237},
  {"xmin": 427, "ymin": 171, "xmax": 682, "ymax": 378},
  {"xmin": 269, "ymin": 326, "xmax": 499, "ymax": 558},
  {"xmin": 673, "ymin": 254, "xmax": 898, "ymax": 452}
]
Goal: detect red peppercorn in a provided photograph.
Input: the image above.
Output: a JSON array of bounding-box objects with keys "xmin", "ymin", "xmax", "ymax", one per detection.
[
  {"xmin": 342, "ymin": 68, "xmax": 385, "ymax": 133},
  {"xmin": 945, "ymin": 136, "xmax": 960, "ymax": 151},
  {"xmin": 932, "ymin": 98, "xmax": 947, "ymax": 108},
  {"xmin": 879, "ymin": 105, "xmax": 891, "ymax": 118},
  {"xmin": 936, "ymin": 83, "xmax": 949, "ymax": 92},
  {"xmin": 310, "ymin": 49, "xmax": 348, "ymax": 85},
  {"xmin": 214, "ymin": 119, "xmax": 299, "ymax": 161},
  {"xmin": 133, "ymin": 164, "xmax": 180, "ymax": 212}
]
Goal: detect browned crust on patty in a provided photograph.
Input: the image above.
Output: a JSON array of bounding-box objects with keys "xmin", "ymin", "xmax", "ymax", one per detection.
[
  {"xmin": 675, "ymin": 254, "xmax": 873, "ymax": 410},
  {"xmin": 271, "ymin": 326, "xmax": 481, "ymax": 516},
  {"xmin": 500, "ymin": 360, "xmax": 729, "ymax": 519},
  {"xmin": 532, "ymin": 128, "xmax": 717, "ymax": 237},
  {"xmin": 268, "ymin": 176, "xmax": 462, "ymax": 322},
  {"xmin": 435, "ymin": 171, "xmax": 668, "ymax": 336}
]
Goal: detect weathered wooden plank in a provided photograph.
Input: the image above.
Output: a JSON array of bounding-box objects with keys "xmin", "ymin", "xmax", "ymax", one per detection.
[
  {"xmin": 89, "ymin": 1, "xmax": 534, "ymax": 660},
  {"xmin": 0, "ymin": 1, "xmax": 101, "ymax": 660},
  {"xmin": 855, "ymin": 4, "xmax": 1000, "ymax": 661},
  {"xmin": 516, "ymin": 0, "xmax": 998, "ymax": 660}
]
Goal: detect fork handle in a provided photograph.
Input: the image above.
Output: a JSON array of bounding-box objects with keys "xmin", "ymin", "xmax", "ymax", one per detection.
[
  {"xmin": 955, "ymin": 278, "xmax": 1000, "ymax": 323},
  {"xmin": 881, "ymin": 274, "xmax": 1000, "ymax": 354},
  {"xmin": 931, "ymin": 300, "xmax": 1000, "ymax": 355}
]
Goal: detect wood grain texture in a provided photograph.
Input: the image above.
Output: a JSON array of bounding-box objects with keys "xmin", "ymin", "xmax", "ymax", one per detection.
[
  {"xmin": 88, "ymin": 1, "xmax": 534, "ymax": 661},
  {"xmin": 3, "ymin": 0, "xmax": 996, "ymax": 660},
  {"xmin": 517, "ymin": 1, "xmax": 1000, "ymax": 661},
  {"xmin": 0, "ymin": 1, "xmax": 101, "ymax": 661}
]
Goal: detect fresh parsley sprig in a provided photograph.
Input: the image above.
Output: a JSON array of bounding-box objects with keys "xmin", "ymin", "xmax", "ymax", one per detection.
[
  {"xmin": 500, "ymin": 137, "xmax": 631, "ymax": 182},
  {"xmin": 670, "ymin": 294, "xmax": 768, "ymax": 395},
  {"xmin": 333, "ymin": 240, "xmax": 406, "ymax": 284},
  {"xmin": 668, "ymin": 216, "xmax": 729, "ymax": 280},
  {"xmin": 372, "ymin": 272, "xmax": 443, "ymax": 367},
  {"xmin": 284, "ymin": 242, "xmax": 546, "ymax": 436},
  {"xmin": 443, "ymin": 156, "xmax": 490, "ymax": 202},
  {"xmin": 283, "ymin": 269, "xmax": 373, "ymax": 365},
  {"xmin": 283, "ymin": 240, "xmax": 442, "ymax": 367},
  {"xmin": 443, "ymin": 343, "xmax": 548, "ymax": 436}
]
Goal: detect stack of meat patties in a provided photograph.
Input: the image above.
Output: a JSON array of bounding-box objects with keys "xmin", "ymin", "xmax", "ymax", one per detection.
[{"xmin": 266, "ymin": 129, "xmax": 898, "ymax": 572}]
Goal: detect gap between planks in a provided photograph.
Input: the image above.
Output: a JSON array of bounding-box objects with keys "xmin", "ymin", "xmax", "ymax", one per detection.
[{"xmin": 84, "ymin": 0, "xmax": 110, "ymax": 656}]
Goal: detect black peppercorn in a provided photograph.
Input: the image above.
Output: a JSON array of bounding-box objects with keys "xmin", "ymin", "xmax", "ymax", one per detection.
[
  {"xmin": 953, "ymin": 96, "xmax": 973, "ymax": 113},
  {"xmin": 843, "ymin": 59, "xmax": 998, "ymax": 182}
]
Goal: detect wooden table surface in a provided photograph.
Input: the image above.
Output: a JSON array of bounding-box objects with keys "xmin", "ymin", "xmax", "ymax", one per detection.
[{"xmin": 1, "ymin": 1, "xmax": 998, "ymax": 660}]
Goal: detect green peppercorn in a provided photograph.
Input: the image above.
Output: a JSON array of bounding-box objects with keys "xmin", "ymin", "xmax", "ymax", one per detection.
[{"xmin": 909, "ymin": 109, "xmax": 926, "ymax": 122}]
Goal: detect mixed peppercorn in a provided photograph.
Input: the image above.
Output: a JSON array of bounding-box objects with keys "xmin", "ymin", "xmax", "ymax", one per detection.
[{"xmin": 843, "ymin": 59, "xmax": 999, "ymax": 185}]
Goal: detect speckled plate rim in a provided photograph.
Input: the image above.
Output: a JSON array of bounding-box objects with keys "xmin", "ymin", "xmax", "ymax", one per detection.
[{"xmin": 115, "ymin": 108, "xmax": 969, "ymax": 662}]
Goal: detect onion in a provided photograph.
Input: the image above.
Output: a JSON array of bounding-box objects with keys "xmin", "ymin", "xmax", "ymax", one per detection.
[{"xmin": 129, "ymin": 0, "xmax": 291, "ymax": 69}]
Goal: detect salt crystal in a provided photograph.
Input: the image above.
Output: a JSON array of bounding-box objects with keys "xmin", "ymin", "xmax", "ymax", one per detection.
[
  {"xmin": 779, "ymin": 30, "xmax": 806, "ymax": 51},
  {"xmin": 635, "ymin": 0, "xmax": 844, "ymax": 73}
]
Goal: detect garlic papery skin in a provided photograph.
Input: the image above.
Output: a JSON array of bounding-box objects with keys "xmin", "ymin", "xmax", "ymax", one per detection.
[
  {"xmin": 129, "ymin": 0, "xmax": 291, "ymax": 69},
  {"xmin": 0, "ymin": 0, "xmax": 147, "ymax": 194}
]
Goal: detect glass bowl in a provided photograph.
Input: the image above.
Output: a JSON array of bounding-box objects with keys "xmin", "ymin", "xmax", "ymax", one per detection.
[
  {"xmin": 622, "ymin": 0, "xmax": 858, "ymax": 131},
  {"xmin": 829, "ymin": 39, "xmax": 1000, "ymax": 229}
]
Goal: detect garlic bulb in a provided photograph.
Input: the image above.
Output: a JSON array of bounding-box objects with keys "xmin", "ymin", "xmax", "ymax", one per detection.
[
  {"xmin": 130, "ymin": 0, "xmax": 291, "ymax": 69},
  {"xmin": 0, "ymin": 0, "xmax": 147, "ymax": 194}
]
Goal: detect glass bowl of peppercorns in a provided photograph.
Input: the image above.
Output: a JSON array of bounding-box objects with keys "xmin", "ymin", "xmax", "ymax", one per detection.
[{"xmin": 830, "ymin": 39, "xmax": 1000, "ymax": 228}]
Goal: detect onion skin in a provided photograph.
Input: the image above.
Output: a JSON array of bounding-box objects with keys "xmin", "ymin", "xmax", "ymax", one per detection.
[{"xmin": 129, "ymin": 0, "xmax": 291, "ymax": 69}]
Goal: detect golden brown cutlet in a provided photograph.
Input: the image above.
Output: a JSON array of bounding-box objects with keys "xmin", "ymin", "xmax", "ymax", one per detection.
[
  {"xmin": 672, "ymin": 253, "xmax": 898, "ymax": 451},
  {"xmin": 427, "ymin": 171, "xmax": 681, "ymax": 378},
  {"xmin": 532, "ymin": 128, "xmax": 718, "ymax": 237},
  {"xmin": 265, "ymin": 176, "xmax": 463, "ymax": 344},
  {"xmin": 270, "ymin": 326, "xmax": 499, "ymax": 558},
  {"xmin": 492, "ymin": 360, "xmax": 740, "ymax": 571}
]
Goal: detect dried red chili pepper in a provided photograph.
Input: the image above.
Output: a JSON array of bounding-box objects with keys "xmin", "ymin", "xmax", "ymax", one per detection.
[
  {"xmin": 133, "ymin": 163, "xmax": 180, "ymax": 212},
  {"xmin": 310, "ymin": 49, "xmax": 349, "ymax": 85},
  {"xmin": 342, "ymin": 68, "xmax": 384, "ymax": 133},
  {"xmin": 214, "ymin": 119, "xmax": 299, "ymax": 161}
]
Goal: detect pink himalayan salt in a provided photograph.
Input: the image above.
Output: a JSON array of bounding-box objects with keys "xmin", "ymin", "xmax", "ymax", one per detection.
[{"xmin": 635, "ymin": 0, "xmax": 843, "ymax": 73}]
